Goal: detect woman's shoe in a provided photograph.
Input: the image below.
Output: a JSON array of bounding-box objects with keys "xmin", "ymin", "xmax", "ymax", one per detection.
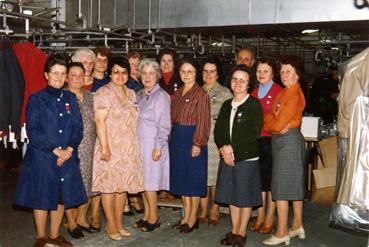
[
  {"xmin": 171, "ymin": 220, "xmax": 185, "ymax": 229},
  {"xmin": 118, "ymin": 228, "xmax": 132, "ymax": 236},
  {"xmin": 106, "ymin": 227, "xmax": 123, "ymax": 241},
  {"xmin": 130, "ymin": 201, "xmax": 144, "ymax": 214},
  {"xmin": 47, "ymin": 235, "xmax": 73, "ymax": 247},
  {"xmin": 123, "ymin": 209, "xmax": 134, "ymax": 216},
  {"xmin": 33, "ymin": 237, "xmax": 47, "ymax": 247},
  {"xmin": 133, "ymin": 219, "xmax": 148, "ymax": 228},
  {"xmin": 179, "ymin": 220, "xmax": 199, "ymax": 233},
  {"xmin": 77, "ymin": 223, "xmax": 100, "ymax": 233},
  {"xmin": 141, "ymin": 218, "xmax": 161, "ymax": 232},
  {"xmin": 124, "ymin": 204, "xmax": 134, "ymax": 216},
  {"xmin": 259, "ymin": 222, "xmax": 276, "ymax": 234},
  {"xmin": 232, "ymin": 234, "xmax": 246, "ymax": 247},
  {"xmin": 220, "ymin": 232, "xmax": 234, "ymax": 245},
  {"xmin": 262, "ymin": 235, "xmax": 290, "ymax": 246},
  {"xmin": 198, "ymin": 216, "xmax": 207, "ymax": 224},
  {"xmin": 68, "ymin": 227, "xmax": 84, "ymax": 239},
  {"xmin": 208, "ymin": 218, "xmax": 219, "ymax": 227},
  {"xmin": 250, "ymin": 220, "xmax": 264, "ymax": 232},
  {"xmin": 288, "ymin": 227, "xmax": 305, "ymax": 239}
]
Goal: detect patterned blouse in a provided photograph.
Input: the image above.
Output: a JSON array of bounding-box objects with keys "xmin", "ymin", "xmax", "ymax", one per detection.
[{"xmin": 171, "ymin": 83, "xmax": 211, "ymax": 146}]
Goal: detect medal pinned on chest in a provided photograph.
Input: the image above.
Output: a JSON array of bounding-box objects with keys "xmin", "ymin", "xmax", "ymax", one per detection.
[
  {"xmin": 65, "ymin": 103, "xmax": 71, "ymax": 114},
  {"xmin": 211, "ymin": 94, "xmax": 217, "ymax": 103},
  {"xmin": 236, "ymin": 111, "xmax": 244, "ymax": 123}
]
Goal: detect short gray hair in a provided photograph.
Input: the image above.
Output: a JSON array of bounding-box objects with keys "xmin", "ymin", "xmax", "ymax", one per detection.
[
  {"xmin": 137, "ymin": 58, "xmax": 162, "ymax": 81},
  {"xmin": 71, "ymin": 48, "xmax": 96, "ymax": 62}
]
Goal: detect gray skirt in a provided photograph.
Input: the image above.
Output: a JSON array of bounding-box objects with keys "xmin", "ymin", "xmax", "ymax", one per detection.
[
  {"xmin": 215, "ymin": 159, "xmax": 262, "ymax": 208},
  {"xmin": 271, "ymin": 128, "xmax": 306, "ymax": 200}
]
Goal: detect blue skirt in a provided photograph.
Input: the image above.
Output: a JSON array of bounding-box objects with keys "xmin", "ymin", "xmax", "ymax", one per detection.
[{"xmin": 169, "ymin": 124, "xmax": 207, "ymax": 196}]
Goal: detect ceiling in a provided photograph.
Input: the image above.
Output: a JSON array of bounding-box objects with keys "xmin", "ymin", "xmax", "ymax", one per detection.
[{"xmin": 1, "ymin": 0, "xmax": 369, "ymax": 71}]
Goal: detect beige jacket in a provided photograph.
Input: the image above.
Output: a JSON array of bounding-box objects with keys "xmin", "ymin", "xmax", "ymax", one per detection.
[{"xmin": 338, "ymin": 47, "xmax": 369, "ymax": 138}]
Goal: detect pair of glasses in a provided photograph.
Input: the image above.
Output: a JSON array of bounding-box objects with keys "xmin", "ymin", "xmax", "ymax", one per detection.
[
  {"xmin": 112, "ymin": 69, "xmax": 128, "ymax": 75},
  {"xmin": 96, "ymin": 58, "xmax": 108, "ymax": 63},
  {"xmin": 231, "ymin": 77, "xmax": 248, "ymax": 84}
]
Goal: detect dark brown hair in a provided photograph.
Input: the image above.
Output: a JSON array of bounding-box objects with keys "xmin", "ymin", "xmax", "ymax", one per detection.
[
  {"xmin": 231, "ymin": 64, "xmax": 255, "ymax": 93},
  {"xmin": 125, "ymin": 51, "xmax": 143, "ymax": 61},
  {"xmin": 158, "ymin": 48, "xmax": 176, "ymax": 62},
  {"xmin": 279, "ymin": 55, "xmax": 304, "ymax": 82},
  {"xmin": 93, "ymin": 47, "xmax": 111, "ymax": 59},
  {"xmin": 255, "ymin": 57, "xmax": 276, "ymax": 76}
]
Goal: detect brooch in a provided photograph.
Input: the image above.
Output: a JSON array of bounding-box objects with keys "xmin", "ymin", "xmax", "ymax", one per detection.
[
  {"xmin": 275, "ymin": 102, "xmax": 281, "ymax": 112},
  {"xmin": 65, "ymin": 103, "xmax": 71, "ymax": 114},
  {"xmin": 237, "ymin": 112, "xmax": 244, "ymax": 122},
  {"xmin": 211, "ymin": 95, "xmax": 217, "ymax": 102}
]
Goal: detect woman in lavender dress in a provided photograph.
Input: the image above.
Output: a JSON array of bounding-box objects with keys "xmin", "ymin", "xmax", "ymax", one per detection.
[{"xmin": 135, "ymin": 59, "xmax": 171, "ymax": 232}]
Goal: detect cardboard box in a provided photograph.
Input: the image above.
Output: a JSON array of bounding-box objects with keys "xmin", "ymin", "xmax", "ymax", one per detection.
[
  {"xmin": 318, "ymin": 136, "xmax": 338, "ymax": 169},
  {"xmin": 313, "ymin": 167, "xmax": 336, "ymax": 189},
  {"xmin": 311, "ymin": 186, "xmax": 336, "ymax": 204},
  {"xmin": 317, "ymin": 155, "xmax": 324, "ymax": 169}
]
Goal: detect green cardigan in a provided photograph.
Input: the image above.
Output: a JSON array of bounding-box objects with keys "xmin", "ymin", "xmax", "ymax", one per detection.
[{"xmin": 214, "ymin": 96, "xmax": 263, "ymax": 162}]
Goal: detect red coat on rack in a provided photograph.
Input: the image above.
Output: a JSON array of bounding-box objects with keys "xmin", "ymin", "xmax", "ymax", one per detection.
[{"xmin": 12, "ymin": 42, "xmax": 48, "ymax": 125}]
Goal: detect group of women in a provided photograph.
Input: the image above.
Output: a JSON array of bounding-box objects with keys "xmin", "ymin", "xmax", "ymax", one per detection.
[{"xmin": 13, "ymin": 47, "xmax": 307, "ymax": 247}]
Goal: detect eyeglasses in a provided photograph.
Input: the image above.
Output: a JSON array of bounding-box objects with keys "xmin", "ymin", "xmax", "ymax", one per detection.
[
  {"xmin": 180, "ymin": 70, "xmax": 195, "ymax": 75},
  {"xmin": 96, "ymin": 58, "xmax": 108, "ymax": 63},
  {"xmin": 231, "ymin": 77, "xmax": 248, "ymax": 84},
  {"xmin": 203, "ymin": 69, "xmax": 217, "ymax": 74},
  {"xmin": 49, "ymin": 71, "xmax": 67, "ymax": 78},
  {"xmin": 112, "ymin": 69, "xmax": 128, "ymax": 75}
]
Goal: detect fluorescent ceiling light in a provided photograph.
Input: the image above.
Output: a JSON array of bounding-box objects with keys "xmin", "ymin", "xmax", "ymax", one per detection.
[{"xmin": 301, "ymin": 29, "xmax": 319, "ymax": 34}]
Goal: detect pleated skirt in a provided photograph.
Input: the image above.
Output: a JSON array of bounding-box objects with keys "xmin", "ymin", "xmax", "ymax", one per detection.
[
  {"xmin": 215, "ymin": 159, "xmax": 262, "ymax": 208},
  {"xmin": 169, "ymin": 124, "xmax": 208, "ymax": 197},
  {"xmin": 271, "ymin": 128, "xmax": 306, "ymax": 200}
]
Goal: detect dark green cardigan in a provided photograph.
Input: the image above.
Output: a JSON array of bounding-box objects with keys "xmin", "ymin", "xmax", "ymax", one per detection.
[{"xmin": 214, "ymin": 96, "xmax": 263, "ymax": 162}]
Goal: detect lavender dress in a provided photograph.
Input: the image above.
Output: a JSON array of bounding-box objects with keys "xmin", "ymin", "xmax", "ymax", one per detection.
[{"xmin": 137, "ymin": 84, "xmax": 171, "ymax": 191}]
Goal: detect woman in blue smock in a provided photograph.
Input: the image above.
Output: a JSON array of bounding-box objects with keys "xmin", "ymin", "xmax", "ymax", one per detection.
[{"xmin": 13, "ymin": 55, "xmax": 86, "ymax": 247}]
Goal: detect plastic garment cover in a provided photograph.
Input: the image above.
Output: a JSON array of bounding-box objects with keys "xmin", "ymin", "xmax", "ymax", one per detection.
[
  {"xmin": 331, "ymin": 97, "xmax": 369, "ymax": 232},
  {"xmin": 338, "ymin": 47, "xmax": 369, "ymax": 139},
  {"xmin": 337, "ymin": 96, "xmax": 369, "ymax": 206},
  {"xmin": 331, "ymin": 47, "xmax": 369, "ymax": 233}
]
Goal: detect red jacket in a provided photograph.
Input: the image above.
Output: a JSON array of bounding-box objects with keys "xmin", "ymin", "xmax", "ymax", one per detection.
[{"xmin": 13, "ymin": 42, "xmax": 48, "ymax": 124}]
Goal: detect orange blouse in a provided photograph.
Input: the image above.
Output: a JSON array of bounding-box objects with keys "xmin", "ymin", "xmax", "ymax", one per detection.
[{"xmin": 264, "ymin": 83, "xmax": 305, "ymax": 134}]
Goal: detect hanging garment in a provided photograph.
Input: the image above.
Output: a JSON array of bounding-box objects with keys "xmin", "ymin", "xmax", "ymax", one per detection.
[
  {"xmin": 338, "ymin": 47, "xmax": 369, "ymax": 139},
  {"xmin": 12, "ymin": 42, "xmax": 48, "ymax": 125},
  {"xmin": 0, "ymin": 39, "xmax": 25, "ymax": 135},
  {"xmin": 331, "ymin": 48, "xmax": 369, "ymax": 233},
  {"xmin": 331, "ymin": 96, "xmax": 369, "ymax": 232},
  {"xmin": 337, "ymin": 96, "xmax": 369, "ymax": 207}
]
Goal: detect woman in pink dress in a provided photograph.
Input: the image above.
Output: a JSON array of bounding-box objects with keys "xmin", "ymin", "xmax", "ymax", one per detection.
[{"xmin": 92, "ymin": 57, "xmax": 144, "ymax": 241}]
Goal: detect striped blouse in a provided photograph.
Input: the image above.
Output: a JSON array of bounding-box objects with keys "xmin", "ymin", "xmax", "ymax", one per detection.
[{"xmin": 171, "ymin": 83, "xmax": 211, "ymax": 146}]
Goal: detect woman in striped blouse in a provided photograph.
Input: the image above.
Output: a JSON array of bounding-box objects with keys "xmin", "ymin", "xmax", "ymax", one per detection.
[{"xmin": 170, "ymin": 57, "xmax": 211, "ymax": 234}]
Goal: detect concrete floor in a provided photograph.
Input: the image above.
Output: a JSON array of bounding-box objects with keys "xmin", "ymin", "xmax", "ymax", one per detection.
[{"xmin": 0, "ymin": 167, "xmax": 367, "ymax": 247}]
